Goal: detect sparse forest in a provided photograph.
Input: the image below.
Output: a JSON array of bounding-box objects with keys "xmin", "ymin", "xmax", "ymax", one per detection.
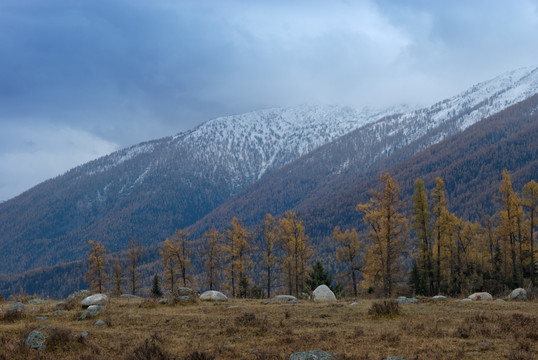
[{"xmin": 76, "ymin": 171, "xmax": 538, "ymax": 300}]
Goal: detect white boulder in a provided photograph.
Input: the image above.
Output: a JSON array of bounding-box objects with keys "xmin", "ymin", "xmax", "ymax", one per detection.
[
  {"xmin": 468, "ymin": 292, "xmax": 493, "ymax": 301},
  {"xmin": 509, "ymin": 288, "xmax": 528, "ymax": 302},
  {"xmin": 81, "ymin": 294, "xmax": 108, "ymax": 308},
  {"xmin": 312, "ymin": 285, "xmax": 336, "ymax": 302},
  {"xmin": 200, "ymin": 290, "xmax": 228, "ymax": 301}
]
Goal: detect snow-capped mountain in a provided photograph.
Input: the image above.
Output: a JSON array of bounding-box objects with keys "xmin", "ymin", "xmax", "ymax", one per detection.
[
  {"xmin": 187, "ymin": 66, "xmax": 538, "ymax": 234},
  {"xmin": 83, "ymin": 104, "xmax": 408, "ymax": 194},
  {"xmin": 0, "ymin": 66, "xmax": 537, "ymax": 278}
]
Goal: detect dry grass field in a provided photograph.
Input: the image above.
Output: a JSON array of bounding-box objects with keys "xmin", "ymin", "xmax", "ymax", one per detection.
[{"xmin": 1, "ymin": 296, "xmax": 538, "ymax": 360}]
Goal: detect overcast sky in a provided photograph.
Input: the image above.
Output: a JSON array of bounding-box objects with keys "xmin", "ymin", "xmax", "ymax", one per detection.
[{"xmin": 1, "ymin": 0, "xmax": 538, "ymax": 201}]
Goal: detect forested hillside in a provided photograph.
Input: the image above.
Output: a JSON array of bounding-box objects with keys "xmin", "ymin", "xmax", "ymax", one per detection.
[
  {"xmin": 188, "ymin": 94, "xmax": 538, "ymax": 240},
  {"xmin": 0, "ymin": 105, "xmax": 384, "ymax": 275}
]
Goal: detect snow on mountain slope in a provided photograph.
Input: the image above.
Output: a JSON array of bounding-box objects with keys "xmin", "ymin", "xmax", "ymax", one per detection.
[
  {"xmin": 364, "ymin": 65, "xmax": 538, "ymax": 159},
  {"xmin": 170, "ymin": 104, "xmax": 411, "ymax": 190},
  {"xmin": 81, "ymin": 104, "xmax": 409, "ymax": 196}
]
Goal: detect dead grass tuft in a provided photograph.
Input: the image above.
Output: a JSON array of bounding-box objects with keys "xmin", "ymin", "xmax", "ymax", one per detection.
[
  {"xmin": 368, "ymin": 300, "xmax": 400, "ymax": 318},
  {"xmin": 183, "ymin": 351, "xmax": 216, "ymax": 360},
  {"xmin": 377, "ymin": 329, "xmax": 401, "ymax": 343},
  {"xmin": 46, "ymin": 327, "xmax": 72, "ymax": 351},
  {"xmin": 2, "ymin": 309, "xmax": 25, "ymax": 323},
  {"xmin": 125, "ymin": 333, "xmax": 172, "ymax": 360}
]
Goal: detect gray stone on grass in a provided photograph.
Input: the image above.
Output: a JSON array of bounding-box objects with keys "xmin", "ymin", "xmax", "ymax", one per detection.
[
  {"xmin": 81, "ymin": 294, "xmax": 108, "ymax": 308},
  {"xmin": 271, "ymin": 295, "xmax": 298, "ymax": 304},
  {"xmin": 433, "ymin": 295, "xmax": 447, "ymax": 300},
  {"xmin": 27, "ymin": 298, "xmax": 46, "ymax": 305},
  {"xmin": 8, "ymin": 302, "xmax": 25, "ymax": 313},
  {"xmin": 289, "ymin": 350, "xmax": 335, "ymax": 359},
  {"xmin": 349, "ymin": 302, "xmax": 359, "ymax": 306},
  {"xmin": 55, "ymin": 301, "xmax": 68, "ymax": 310},
  {"xmin": 396, "ymin": 296, "xmax": 418, "ymax": 304},
  {"xmin": 94, "ymin": 319, "xmax": 106, "ymax": 327},
  {"xmin": 312, "ymin": 285, "xmax": 336, "ymax": 302},
  {"xmin": 25, "ymin": 330, "xmax": 48, "ymax": 351},
  {"xmin": 468, "ymin": 292, "xmax": 493, "ymax": 301},
  {"xmin": 509, "ymin": 288, "xmax": 528, "ymax": 302},
  {"xmin": 200, "ymin": 290, "xmax": 228, "ymax": 301},
  {"xmin": 67, "ymin": 290, "xmax": 91, "ymax": 301},
  {"xmin": 496, "ymin": 299, "xmax": 506, "ymax": 302},
  {"xmin": 176, "ymin": 287, "xmax": 197, "ymax": 297},
  {"xmin": 78, "ymin": 305, "xmax": 104, "ymax": 320},
  {"xmin": 120, "ymin": 294, "xmax": 142, "ymax": 299}
]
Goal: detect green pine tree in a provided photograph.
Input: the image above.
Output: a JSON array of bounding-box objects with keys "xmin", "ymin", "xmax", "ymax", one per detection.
[
  {"xmin": 151, "ymin": 274, "xmax": 163, "ymax": 298},
  {"xmin": 305, "ymin": 261, "xmax": 341, "ymax": 295}
]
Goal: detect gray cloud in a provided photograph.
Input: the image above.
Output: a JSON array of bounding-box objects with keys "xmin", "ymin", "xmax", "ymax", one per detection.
[{"xmin": 1, "ymin": 0, "xmax": 538, "ymax": 200}]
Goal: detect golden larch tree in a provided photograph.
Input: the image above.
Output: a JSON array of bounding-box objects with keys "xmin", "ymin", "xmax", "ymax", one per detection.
[
  {"xmin": 357, "ymin": 173, "xmax": 408, "ymax": 298},
  {"xmin": 224, "ymin": 217, "xmax": 254, "ymax": 298},
  {"xmin": 522, "ymin": 180, "xmax": 538, "ymax": 286},
  {"xmin": 127, "ymin": 237, "xmax": 142, "ymax": 296},
  {"xmin": 430, "ymin": 177, "xmax": 455, "ymax": 294},
  {"xmin": 279, "ymin": 211, "xmax": 312, "ymax": 297},
  {"xmin": 113, "ymin": 255, "xmax": 122, "ymax": 296},
  {"xmin": 498, "ymin": 170, "xmax": 523, "ymax": 288},
  {"xmin": 202, "ymin": 227, "xmax": 223, "ymax": 291},
  {"xmin": 85, "ymin": 240, "xmax": 108, "ymax": 294},
  {"xmin": 261, "ymin": 213, "xmax": 280, "ymax": 298},
  {"xmin": 333, "ymin": 226, "xmax": 363, "ymax": 297},
  {"xmin": 411, "ymin": 178, "xmax": 434, "ymax": 295}
]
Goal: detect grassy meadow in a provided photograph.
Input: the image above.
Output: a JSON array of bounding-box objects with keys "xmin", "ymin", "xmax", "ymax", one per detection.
[{"xmin": 1, "ymin": 296, "xmax": 537, "ymax": 359}]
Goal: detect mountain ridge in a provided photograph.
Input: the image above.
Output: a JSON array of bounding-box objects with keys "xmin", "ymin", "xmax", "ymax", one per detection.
[{"xmin": 1, "ymin": 66, "xmax": 537, "ymax": 278}]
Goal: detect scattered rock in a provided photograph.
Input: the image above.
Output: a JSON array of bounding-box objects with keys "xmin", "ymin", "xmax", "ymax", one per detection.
[
  {"xmin": 478, "ymin": 339, "xmax": 493, "ymax": 349},
  {"xmin": 120, "ymin": 294, "xmax": 142, "ymax": 299},
  {"xmin": 396, "ymin": 296, "xmax": 418, "ymax": 304},
  {"xmin": 312, "ymin": 285, "xmax": 336, "ymax": 302},
  {"xmin": 349, "ymin": 302, "xmax": 359, "ymax": 306},
  {"xmin": 159, "ymin": 298, "xmax": 171, "ymax": 305},
  {"xmin": 128, "ymin": 314, "xmax": 142, "ymax": 319},
  {"xmin": 35, "ymin": 316, "xmax": 49, "ymax": 321},
  {"xmin": 55, "ymin": 301, "xmax": 68, "ymax": 310},
  {"xmin": 226, "ymin": 306, "xmax": 239, "ymax": 310},
  {"xmin": 459, "ymin": 298, "xmax": 473, "ymax": 302},
  {"xmin": 509, "ymin": 288, "xmax": 528, "ymax": 302},
  {"xmin": 79, "ymin": 305, "xmax": 104, "ymax": 320},
  {"xmin": 81, "ymin": 294, "xmax": 108, "ymax": 308},
  {"xmin": 200, "ymin": 290, "xmax": 228, "ymax": 301},
  {"xmin": 25, "ymin": 330, "xmax": 48, "ymax": 351},
  {"xmin": 176, "ymin": 287, "xmax": 197, "ymax": 297},
  {"xmin": 27, "ymin": 298, "xmax": 46, "ymax": 305},
  {"xmin": 433, "ymin": 295, "xmax": 447, "ymax": 300},
  {"xmin": 495, "ymin": 299, "xmax": 506, "ymax": 302},
  {"xmin": 54, "ymin": 310, "xmax": 66, "ymax": 316},
  {"xmin": 67, "ymin": 290, "xmax": 92, "ymax": 301},
  {"xmin": 74, "ymin": 331, "xmax": 89, "ymax": 339},
  {"xmin": 176, "ymin": 296, "xmax": 192, "ymax": 302},
  {"xmin": 468, "ymin": 292, "xmax": 493, "ymax": 301},
  {"xmin": 7, "ymin": 302, "xmax": 25, "ymax": 313},
  {"xmin": 289, "ymin": 350, "xmax": 335, "ymax": 360},
  {"xmin": 270, "ymin": 295, "xmax": 298, "ymax": 304},
  {"xmin": 94, "ymin": 319, "xmax": 106, "ymax": 327}
]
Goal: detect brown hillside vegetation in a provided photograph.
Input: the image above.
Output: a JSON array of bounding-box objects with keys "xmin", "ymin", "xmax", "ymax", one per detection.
[{"xmin": 1, "ymin": 297, "xmax": 538, "ymax": 359}]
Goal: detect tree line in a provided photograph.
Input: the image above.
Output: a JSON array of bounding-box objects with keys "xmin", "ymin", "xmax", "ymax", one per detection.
[{"xmin": 85, "ymin": 170, "xmax": 538, "ymax": 298}]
